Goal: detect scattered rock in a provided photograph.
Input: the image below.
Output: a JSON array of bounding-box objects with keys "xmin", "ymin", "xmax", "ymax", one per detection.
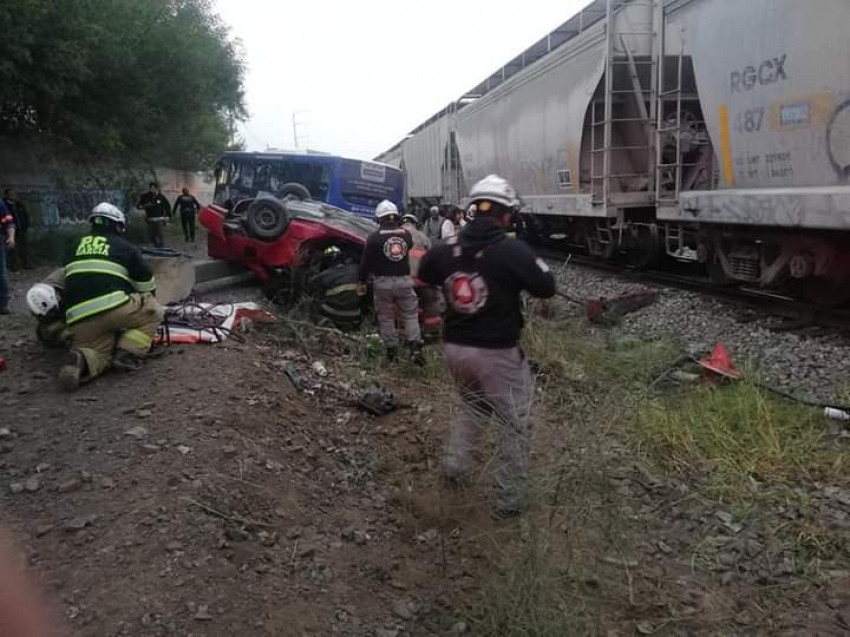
[
  {"xmin": 636, "ymin": 622, "xmax": 654, "ymax": 635},
  {"xmin": 24, "ymin": 476, "xmax": 41, "ymax": 492},
  {"xmin": 297, "ymin": 545, "xmax": 316, "ymax": 559},
  {"xmin": 80, "ymin": 470, "xmax": 93, "ymax": 483},
  {"xmin": 124, "ymin": 426, "xmax": 148, "ymax": 439},
  {"xmin": 450, "ymin": 621, "xmax": 469, "ymax": 633},
  {"xmin": 656, "ymin": 540, "xmax": 674, "ymax": 555},
  {"xmin": 140, "ymin": 444, "xmax": 161, "ymax": 454},
  {"xmin": 0, "ymin": 427, "xmax": 11, "ymax": 439},
  {"xmin": 717, "ymin": 552, "xmax": 737, "ymax": 569},
  {"xmin": 35, "ymin": 524, "xmax": 55, "ymax": 538},
  {"xmin": 64, "ymin": 515, "xmax": 98, "ymax": 532},
  {"xmin": 375, "ymin": 630, "xmax": 399, "ymax": 637},
  {"xmin": 176, "ymin": 445, "xmax": 191, "ymax": 455},
  {"xmin": 221, "ymin": 445, "xmax": 238, "ymax": 459},
  {"xmin": 9, "ymin": 482, "xmax": 24, "ymax": 494},
  {"xmin": 166, "ymin": 541, "xmax": 184, "ymax": 552},
  {"xmin": 57, "ymin": 478, "xmax": 82, "ymax": 494},
  {"xmin": 193, "ymin": 604, "xmax": 213, "ymax": 621},
  {"xmin": 715, "ymin": 511, "xmax": 734, "ymax": 525},
  {"xmin": 35, "ymin": 462, "xmax": 51, "ymax": 473},
  {"xmin": 136, "ymin": 409, "xmax": 153, "ymax": 419},
  {"xmin": 392, "ymin": 600, "xmax": 414, "ymax": 621},
  {"xmin": 101, "ymin": 477, "xmax": 116, "ymax": 490},
  {"xmin": 745, "ymin": 539, "xmax": 764, "ymax": 558}
]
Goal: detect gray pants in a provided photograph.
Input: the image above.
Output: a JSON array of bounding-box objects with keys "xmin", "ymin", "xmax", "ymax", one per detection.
[
  {"xmin": 443, "ymin": 343, "xmax": 533, "ymax": 512},
  {"xmin": 373, "ymin": 276, "xmax": 421, "ymax": 347},
  {"xmin": 147, "ymin": 218, "xmax": 166, "ymax": 248}
]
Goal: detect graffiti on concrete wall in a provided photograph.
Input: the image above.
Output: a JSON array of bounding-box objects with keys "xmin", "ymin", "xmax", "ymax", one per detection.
[{"xmin": 16, "ymin": 189, "xmax": 126, "ymax": 228}]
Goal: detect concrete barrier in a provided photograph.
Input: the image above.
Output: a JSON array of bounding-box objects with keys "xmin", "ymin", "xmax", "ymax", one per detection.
[{"xmin": 143, "ymin": 252, "xmax": 195, "ymax": 304}]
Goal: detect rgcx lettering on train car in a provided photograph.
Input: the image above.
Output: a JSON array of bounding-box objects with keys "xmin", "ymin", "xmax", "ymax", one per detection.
[{"xmin": 730, "ymin": 55, "xmax": 787, "ymax": 93}]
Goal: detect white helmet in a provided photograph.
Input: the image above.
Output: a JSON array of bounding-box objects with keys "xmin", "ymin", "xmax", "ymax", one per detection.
[
  {"xmin": 429, "ymin": 205, "xmax": 439, "ymax": 214},
  {"xmin": 26, "ymin": 283, "xmax": 60, "ymax": 317},
  {"xmin": 468, "ymin": 174, "xmax": 520, "ymax": 210},
  {"xmin": 89, "ymin": 202, "xmax": 126, "ymax": 225},
  {"xmin": 375, "ymin": 199, "xmax": 399, "ymax": 219}
]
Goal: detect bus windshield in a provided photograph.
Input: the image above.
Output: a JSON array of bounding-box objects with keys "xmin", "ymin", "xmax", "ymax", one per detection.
[{"xmin": 213, "ymin": 151, "xmax": 404, "ymax": 219}]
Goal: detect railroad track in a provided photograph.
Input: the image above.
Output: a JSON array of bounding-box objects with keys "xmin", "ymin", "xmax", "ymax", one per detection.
[{"xmin": 536, "ymin": 246, "xmax": 850, "ymax": 330}]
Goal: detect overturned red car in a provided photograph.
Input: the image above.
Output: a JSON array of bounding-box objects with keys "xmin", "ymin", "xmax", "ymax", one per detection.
[{"xmin": 199, "ymin": 187, "xmax": 441, "ymax": 332}]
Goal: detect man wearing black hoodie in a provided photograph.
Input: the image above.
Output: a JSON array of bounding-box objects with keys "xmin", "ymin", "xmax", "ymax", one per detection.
[{"xmin": 418, "ymin": 175, "xmax": 556, "ymax": 519}]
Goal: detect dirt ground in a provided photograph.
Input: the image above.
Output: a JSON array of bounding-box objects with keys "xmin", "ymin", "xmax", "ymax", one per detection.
[
  {"xmin": 1, "ymin": 262, "xmax": 849, "ymax": 636},
  {"xmin": 0, "ymin": 265, "xmax": 516, "ymax": 636}
]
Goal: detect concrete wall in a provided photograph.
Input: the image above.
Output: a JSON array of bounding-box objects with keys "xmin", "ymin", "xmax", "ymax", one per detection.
[{"xmin": 0, "ymin": 138, "xmax": 214, "ymax": 228}]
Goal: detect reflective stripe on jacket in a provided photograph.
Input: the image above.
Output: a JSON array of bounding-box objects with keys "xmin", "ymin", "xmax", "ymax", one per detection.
[{"xmin": 64, "ymin": 231, "xmax": 156, "ymax": 324}]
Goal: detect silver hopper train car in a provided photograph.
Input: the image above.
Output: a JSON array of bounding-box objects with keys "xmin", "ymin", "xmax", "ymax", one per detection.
[{"xmin": 377, "ymin": 0, "xmax": 850, "ymax": 305}]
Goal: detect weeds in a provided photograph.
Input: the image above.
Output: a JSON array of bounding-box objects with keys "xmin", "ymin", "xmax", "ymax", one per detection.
[{"xmin": 633, "ymin": 378, "xmax": 848, "ymax": 499}]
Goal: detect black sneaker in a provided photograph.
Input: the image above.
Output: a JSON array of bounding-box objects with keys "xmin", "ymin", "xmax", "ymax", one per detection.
[
  {"xmin": 385, "ymin": 347, "xmax": 398, "ymax": 363},
  {"xmin": 58, "ymin": 350, "xmax": 87, "ymax": 392}
]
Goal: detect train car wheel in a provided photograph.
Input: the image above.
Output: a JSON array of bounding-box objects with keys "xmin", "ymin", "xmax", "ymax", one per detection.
[{"xmin": 627, "ymin": 228, "xmax": 661, "ymax": 270}]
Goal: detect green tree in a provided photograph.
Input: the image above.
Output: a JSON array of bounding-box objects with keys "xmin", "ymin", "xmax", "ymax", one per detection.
[{"xmin": 0, "ymin": 0, "xmax": 246, "ymax": 170}]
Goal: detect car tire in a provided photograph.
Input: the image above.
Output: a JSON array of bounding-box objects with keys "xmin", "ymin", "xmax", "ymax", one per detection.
[
  {"xmin": 245, "ymin": 197, "xmax": 290, "ymax": 240},
  {"xmin": 308, "ymin": 263, "xmax": 364, "ymax": 331},
  {"xmin": 276, "ymin": 182, "xmax": 311, "ymax": 201}
]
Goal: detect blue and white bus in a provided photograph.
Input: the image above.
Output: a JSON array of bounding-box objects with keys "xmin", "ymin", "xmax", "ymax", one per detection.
[{"xmin": 212, "ymin": 150, "xmax": 405, "ymax": 220}]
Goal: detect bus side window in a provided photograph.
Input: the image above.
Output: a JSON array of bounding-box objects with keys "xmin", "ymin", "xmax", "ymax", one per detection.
[
  {"xmin": 255, "ymin": 162, "xmax": 275, "ymax": 192},
  {"xmin": 213, "ymin": 162, "xmax": 231, "ymax": 204},
  {"xmin": 299, "ymin": 164, "xmax": 330, "ymax": 201},
  {"xmin": 232, "ymin": 160, "xmax": 254, "ymax": 192}
]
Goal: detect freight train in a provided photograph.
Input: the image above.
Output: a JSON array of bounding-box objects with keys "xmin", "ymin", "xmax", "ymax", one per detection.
[{"xmin": 376, "ymin": 0, "xmax": 850, "ymax": 305}]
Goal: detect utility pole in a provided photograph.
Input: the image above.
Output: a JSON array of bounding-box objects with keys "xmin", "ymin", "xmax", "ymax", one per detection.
[{"xmin": 292, "ymin": 110, "xmax": 309, "ymax": 150}]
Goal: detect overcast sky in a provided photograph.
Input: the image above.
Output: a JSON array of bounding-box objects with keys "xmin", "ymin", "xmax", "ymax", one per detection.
[{"xmin": 214, "ymin": 0, "xmax": 587, "ymax": 160}]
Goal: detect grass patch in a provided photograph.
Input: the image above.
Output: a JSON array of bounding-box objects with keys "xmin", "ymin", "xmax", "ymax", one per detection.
[
  {"xmin": 633, "ymin": 378, "xmax": 849, "ymax": 498},
  {"xmin": 524, "ymin": 317, "xmax": 681, "ymax": 388},
  {"xmin": 461, "ymin": 318, "xmax": 654, "ymax": 634},
  {"xmin": 471, "ymin": 530, "xmax": 596, "ymax": 637}
]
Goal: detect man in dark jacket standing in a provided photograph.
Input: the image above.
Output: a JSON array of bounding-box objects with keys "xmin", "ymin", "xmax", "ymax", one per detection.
[
  {"xmin": 359, "ymin": 199, "xmax": 423, "ymax": 364},
  {"xmin": 3, "ymin": 189, "xmax": 30, "ymax": 270},
  {"xmin": 172, "ymin": 187, "xmax": 202, "ymax": 242},
  {"xmin": 136, "ymin": 182, "xmax": 171, "ymax": 247},
  {"xmin": 0, "ymin": 199, "xmax": 15, "ymax": 314},
  {"xmin": 418, "ymin": 175, "xmax": 556, "ymax": 519}
]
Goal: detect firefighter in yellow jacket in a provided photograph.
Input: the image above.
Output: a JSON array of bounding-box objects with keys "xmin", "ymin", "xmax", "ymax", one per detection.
[{"xmin": 58, "ymin": 203, "xmax": 165, "ymax": 391}]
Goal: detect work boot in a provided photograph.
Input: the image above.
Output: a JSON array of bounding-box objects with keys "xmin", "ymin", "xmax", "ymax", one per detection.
[
  {"xmin": 408, "ymin": 341, "xmax": 425, "ymax": 367},
  {"xmin": 112, "ymin": 349, "xmax": 144, "ymax": 372},
  {"xmin": 58, "ymin": 350, "xmax": 87, "ymax": 392},
  {"xmin": 385, "ymin": 346, "xmax": 398, "ymax": 363}
]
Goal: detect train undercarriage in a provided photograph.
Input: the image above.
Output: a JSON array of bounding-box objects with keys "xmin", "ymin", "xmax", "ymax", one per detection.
[{"xmin": 525, "ymin": 213, "xmax": 850, "ymax": 307}]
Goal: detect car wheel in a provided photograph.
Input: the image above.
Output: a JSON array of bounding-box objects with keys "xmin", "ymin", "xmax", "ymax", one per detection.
[
  {"xmin": 245, "ymin": 198, "xmax": 289, "ymax": 240},
  {"xmin": 276, "ymin": 183, "xmax": 312, "ymax": 201},
  {"xmin": 308, "ymin": 263, "xmax": 364, "ymax": 331}
]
